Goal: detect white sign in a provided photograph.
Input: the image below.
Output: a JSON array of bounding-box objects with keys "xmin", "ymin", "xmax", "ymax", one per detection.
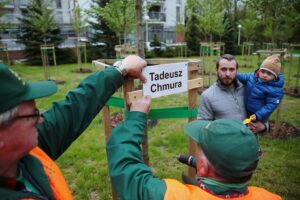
[{"xmin": 142, "ymin": 62, "xmax": 188, "ymax": 98}]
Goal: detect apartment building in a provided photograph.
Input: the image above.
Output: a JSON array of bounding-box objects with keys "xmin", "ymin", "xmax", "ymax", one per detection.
[
  {"xmin": 145, "ymin": 0, "xmax": 186, "ymax": 43},
  {"xmin": 0, "ymin": 0, "xmax": 76, "ymax": 50}
]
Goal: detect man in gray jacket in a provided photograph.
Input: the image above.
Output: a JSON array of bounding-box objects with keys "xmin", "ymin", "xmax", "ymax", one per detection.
[{"xmin": 197, "ymin": 54, "xmax": 266, "ymax": 133}]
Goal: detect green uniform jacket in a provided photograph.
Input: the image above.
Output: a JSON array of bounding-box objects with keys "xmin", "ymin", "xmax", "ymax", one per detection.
[
  {"xmin": 0, "ymin": 67, "xmax": 123, "ymax": 199},
  {"xmin": 107, "ymin": 111, "xmax": 167, "ymax": 200}
]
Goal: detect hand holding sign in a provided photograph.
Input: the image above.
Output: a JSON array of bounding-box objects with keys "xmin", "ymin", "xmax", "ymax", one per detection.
[{"xmin": 122, "ymin": 55, "xmax": 147, "ymax": 83}]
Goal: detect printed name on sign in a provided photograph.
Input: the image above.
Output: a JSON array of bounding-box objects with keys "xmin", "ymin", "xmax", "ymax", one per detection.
[{"xmin": 142, "ymin": 62, "xmax": 188, "ymax": 98}]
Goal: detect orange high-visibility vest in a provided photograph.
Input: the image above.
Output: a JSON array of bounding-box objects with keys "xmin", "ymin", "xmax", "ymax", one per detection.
[
  {"xmin": 30, "ymin": 147, "xmax": 73, "ymax": 200},
  {"xmin": 163, "ymin": 179, "xmax": 282, "ymax": 200}
]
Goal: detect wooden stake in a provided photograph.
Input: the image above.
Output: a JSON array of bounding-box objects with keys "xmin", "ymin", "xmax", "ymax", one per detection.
[{"xmin": 187, "ymin": 61, "xmax": 201, "ymax": 178}]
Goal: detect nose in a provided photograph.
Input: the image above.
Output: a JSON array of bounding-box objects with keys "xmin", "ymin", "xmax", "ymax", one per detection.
[{"xmin": 225, "ymin": 70, "xmax": 230, "ymax": 76}]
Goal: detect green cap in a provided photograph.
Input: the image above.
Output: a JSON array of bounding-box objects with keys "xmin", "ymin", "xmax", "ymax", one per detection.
[
  {"xmin": 0, "ymin": 64, "xmax": 57, "ymax": 113},
  {"xmin": 184, "ymin": 119, "xmax": 259, "ymax": 180}
]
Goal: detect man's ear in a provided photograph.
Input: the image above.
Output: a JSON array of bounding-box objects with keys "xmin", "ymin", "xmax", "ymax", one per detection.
[{"xmin": 196, "ymin": 149, "xmax": 209, "ymax": 177}]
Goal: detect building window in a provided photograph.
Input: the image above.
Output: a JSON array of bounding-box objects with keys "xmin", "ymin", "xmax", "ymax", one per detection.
[
  {"xmin": 176, "ymin": 0, "xmax": 181, "ymax": 4},
  {"xmin": 4, "ymin": 12, "xmax": 14, "ymax": 21},
  {"xmin": 20, "ymin": 0, "xmax": 29, "ymax": 6},
  {"xmin": 176, "ymin": 6, "xmax": 180, "ymax": 23},
  {"xmin": 56, "ymin": 0, "xmax": 62, "ymax": 9},
  {"xmin": 4, "ymin": 0, "xmax": 14, "ymax": 7},
  {"xmin": 55, "ymin": 11, "xmax": 63, "ymax": 23}
]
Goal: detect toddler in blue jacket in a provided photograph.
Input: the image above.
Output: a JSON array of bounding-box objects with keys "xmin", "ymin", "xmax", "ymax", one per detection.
[{"xmin": 237, "ymin": 55, "xmax": 284, "ymax": 122}]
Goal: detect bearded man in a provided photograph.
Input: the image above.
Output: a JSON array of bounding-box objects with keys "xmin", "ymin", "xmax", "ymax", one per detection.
[{"xmin": 197, "ymin": 54, "xmax": 266, "ymax": 133}]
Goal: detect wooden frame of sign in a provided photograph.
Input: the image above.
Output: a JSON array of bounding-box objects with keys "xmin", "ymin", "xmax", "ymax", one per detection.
[{"xmin": 0, "ymin": 44, "xmax": 10, "ymax": 65}]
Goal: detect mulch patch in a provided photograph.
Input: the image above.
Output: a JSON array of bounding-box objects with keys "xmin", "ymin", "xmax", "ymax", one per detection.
[
  {"xmin": 265, "ymin": 121, "xmax": 300, "ymax": 139},
  {"xmin": 110, "ymin": 112, "xmax": 124, "ymax": 127},
  {"xmin": 53, "ymin": 79, "xmax": 66, "ymax": 84},
  {"xmin": 284, "ymin": 87, "xmax": 300, "ymax": 98}
]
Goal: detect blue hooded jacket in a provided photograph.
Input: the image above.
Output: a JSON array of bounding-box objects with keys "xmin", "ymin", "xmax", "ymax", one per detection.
[{"xmin": 237, "ymin": 70, "xmax": 284, "ymax": 121}]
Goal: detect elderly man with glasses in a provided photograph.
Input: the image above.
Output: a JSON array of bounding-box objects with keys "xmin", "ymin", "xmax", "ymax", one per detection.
[{"xmin": 0, "ymin": 55, "xmax": 146, "ymax": 199}]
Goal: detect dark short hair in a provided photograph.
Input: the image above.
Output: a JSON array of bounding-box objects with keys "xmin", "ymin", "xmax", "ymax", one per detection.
[{"xmin": 216, "ymin": 54, "xmax": 238, "ymax": 69}]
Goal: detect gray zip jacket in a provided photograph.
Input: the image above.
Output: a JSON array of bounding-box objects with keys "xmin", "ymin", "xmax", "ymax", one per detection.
[{"xmin": 197, "ymin": 80, "xmax": 247, "ymax": 121}]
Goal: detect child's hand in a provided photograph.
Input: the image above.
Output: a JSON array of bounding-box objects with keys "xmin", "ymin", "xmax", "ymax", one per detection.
[{"xmin": 250, "ymin": 114, "xmax": 256, "ymax": 121}]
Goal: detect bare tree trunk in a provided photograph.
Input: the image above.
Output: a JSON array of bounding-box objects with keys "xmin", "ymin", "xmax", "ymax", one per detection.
[
  {"xmin": 135, "ymin": 0, "xmax": 145, "ymax": 58},
  {"xmin": 124, "ymin": 32, "xmax": 127, "ymax": 44}
]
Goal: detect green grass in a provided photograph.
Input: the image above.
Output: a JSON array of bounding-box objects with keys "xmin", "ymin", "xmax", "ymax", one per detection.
[{"xmin": 8, "ymin": 57, "xmax": 300, "ymax": 200}]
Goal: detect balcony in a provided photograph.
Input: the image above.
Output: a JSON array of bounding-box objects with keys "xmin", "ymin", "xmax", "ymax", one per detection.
[
  {"xmin": 3, "ymin": 0, "xmax": 14, "ymax": 9},
  {"xmin": 1, "ymin": 13, "xmax": 22, "ymax": 24},
  {"xmin": 20, "ymin": 0, "xmax": 29, "ymax": 8},
  {"xmin": 145, "ymin": 0, "xmax": 165, "ymax": 5},
  {"xmin": 148, "ymin": 12, "xmax": 166, "ymax": 22}
]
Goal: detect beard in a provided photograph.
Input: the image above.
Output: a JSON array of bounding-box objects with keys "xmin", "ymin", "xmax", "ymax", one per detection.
[{"xmin": 217, "ymin": 74, "xmax": 235, "ymax": 86}]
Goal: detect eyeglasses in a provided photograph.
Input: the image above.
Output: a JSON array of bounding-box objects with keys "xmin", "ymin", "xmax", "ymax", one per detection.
[{"xmin": 15, "ymin": 108, "xmax": 41, "ymax": 126}]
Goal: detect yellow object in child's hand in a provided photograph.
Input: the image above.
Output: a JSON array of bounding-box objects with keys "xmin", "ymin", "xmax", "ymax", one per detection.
[
  {"xmin": 243, "ymin": 118, "xmax": 252, "ymax": 124},
  {"xmin": 243, "ymin": 115, "xmax": 256, "ymax": 124}
]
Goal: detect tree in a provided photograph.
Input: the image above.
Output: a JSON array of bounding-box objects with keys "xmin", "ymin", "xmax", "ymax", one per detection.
[
  {"xmin": 90, "ymin": 0, "xmax": 136, "ymax": 44},
  {"xmin": 198, "ymin": 0, "xmax": 224, "ymax": 42},
  {"xmin": 222, "ymin": 12, "xmax": 235, "ymax": 54},
  {"xmin": 185, "ymin": 13, "xmax": 201, "ymax": 55},
  {"xmin": 72, "ymin": 5, "xmax": 89, "ymax": 71},
  {"xmin": 88, "ymin": 0, "xmax": 119, "ymax": 59},
  {"xmin": 0, "ymin": 0, "xmax": 10, "ymax": 34},
  {"xmin": 186, "ymin": 0, "xmax": 227, "ymax": 42},
  {"xmin": 135, "ymin": 0, "xmax": 145, "ymax": 58},
  {"xmin": 72, "ymin": 6, "xmax": 88, "ymax": 40},
  {"xmin": 247, "ymin": 0, "xmax": 299, "ymax": 44},
  {"xmin": 17, "ymin": 0, "xmax": 63, "ymax": 65},
  {"xmin": 238, "ymin": 6, "xmax": 259, "ymax": 42}
]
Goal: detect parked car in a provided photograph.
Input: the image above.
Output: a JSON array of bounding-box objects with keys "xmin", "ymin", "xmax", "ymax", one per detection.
[{"xmin": 145, "ymin": 42, "xmax": 167, "ymax": 51}]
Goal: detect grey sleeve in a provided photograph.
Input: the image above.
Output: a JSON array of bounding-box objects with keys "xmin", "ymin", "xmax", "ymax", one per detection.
[{"xmin": 197, "ymin": 94, "xmax": 214, "ymax": 120}]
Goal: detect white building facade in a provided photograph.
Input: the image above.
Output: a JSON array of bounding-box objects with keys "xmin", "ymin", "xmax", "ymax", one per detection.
[
  {"xmin": 0, "ymin": 0, "xmax": 76, "ymax": 50},
  {"xmin": 145, "ymin": 0, "xmax": 186, "ymax": 43}
]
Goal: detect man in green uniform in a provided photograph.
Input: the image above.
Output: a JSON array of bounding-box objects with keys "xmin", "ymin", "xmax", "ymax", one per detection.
[
  {"xmin": 107, "ymin": 96, "xmax": 282, "ymax": 200},
  {"xmin": 0, "ymin": 55, "xmax": 146, "ymax": 199}
]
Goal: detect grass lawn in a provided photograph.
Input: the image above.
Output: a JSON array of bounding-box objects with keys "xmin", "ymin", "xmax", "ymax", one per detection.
[{"xmin": 8, "ymin": 55, "xmax": 300, "ymax": 200}]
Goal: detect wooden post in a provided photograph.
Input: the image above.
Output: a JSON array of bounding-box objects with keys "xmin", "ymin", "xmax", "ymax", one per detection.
[
  {"xmin": 102, "ymin": 106, "xmax": 119, "ymax": 200},
  {"xmin": 0, "ymin": 45, "xmax": 10, "ymax": 65},
  {"xmin": 40, "ymin": 44, "xmax": 56, "ymax": 81},
  {"xmin": 187, "ymin": 61, "xmax": 201, "ymax": 178},
  {"xmin": 77, "ymin": 42, "xmax": 82, "ymax": 71},
  {"xmin": 40, "ymin": 47, "xmax": 47, "ymax": 80},
  {"xmin": 53, "ymin": 47, "xmax": 58, "ymax": 81},
  {"xmin": 123, "ymin": 76, "xmax": 151, "ymax": 164},
  {"xmin": 103, "ymin": 106, "xmax": 112, "ymax": 142},
  {"xmin": 274, "ymin": 52, "xmax": 285, "ymax": 135}
]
